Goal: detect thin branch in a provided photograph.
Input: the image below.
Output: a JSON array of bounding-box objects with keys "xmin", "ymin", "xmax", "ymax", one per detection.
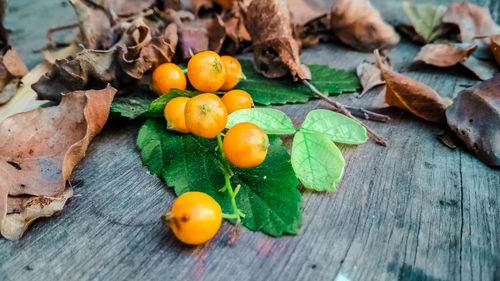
[
  {"xmin": 303, "ymin": 80, "xmax": 387, "ymax": 146},
  {"xmin": 47, "ymin": 23, "xmax": 78, "ymax": 48},
  {"xmin": 344, "ymin": 105, "xmax": 391, "ymax": 123}
]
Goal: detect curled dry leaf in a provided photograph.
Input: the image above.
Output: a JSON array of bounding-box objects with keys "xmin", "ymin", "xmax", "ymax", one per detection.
[
  {"xmin": 287, "ymin": 0, "xmax": 325, "ymax": 27},
  {"xmin": 2, "ymin": 187, "xmax": 73, "ymax": 240},
  {"xmin": 446, "ymin": 75, "xmax": 500, "ymax": 166},
  {"xmin": 0, "ymin": 49, "xmax": 29, "ymax": 104},
  {"xmin": 219, "ymin": 4, "xmax": 251, "ymax": 53},
  {"xmin": 414, "ymin": 43, "xmax": 477, "ymax": 67},
  {"xmin": 375, "ymin": 50, "xmax": 452, "ymax": 123},
  {"xmin": 443, "ymin": 2, "xmax": 500, "ymax": 43},
  {"xmin": 328, "ymin": 0, "xmax": 399, "ymax": 52},
  {"xmin": 33, "ymin": 18, "xmax": 177, "ymax": 101},
  {"xmin": 243, "ymin": 0, "xmax": 308, "ymax": 80},
  {"xmin": 356, "ymin": 51, "xmax": 390, "ymax": 97},
  {"xmin": 70, "ymin": 0, "xmax": 113, "ymax": 50},
  {"xmin": 0, "ymin": 86, "xmax": 116, "ymax": 240},
  {"xmin": 491, "ymin": 35, "xmax": 500, "ymax": 66}
]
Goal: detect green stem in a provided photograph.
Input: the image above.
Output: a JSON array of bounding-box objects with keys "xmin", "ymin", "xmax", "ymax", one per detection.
[{"xmin": 216, "ymin": 133, "xmax": 245, "ymax": 221}]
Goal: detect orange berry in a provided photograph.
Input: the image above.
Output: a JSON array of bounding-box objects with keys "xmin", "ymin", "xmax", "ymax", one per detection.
[
  {"xmin": 164, "ymin": 97, "xmax": 190, "ymax": 133},
  {"xmin": 162, "ymin": 192, "xmax": 222, "ymax": 245},
  {"xmin": 152, "ymin": 63, "xmax": 187, "ymax": 95},
  {"xmin": 222, "ymin": 122, "xmax": 269, "ymax": 168},
  {"xmin": 222, "ymin": 89, "xmax": 253, "ymax": 114},
  {"xmin": 185, "ymin": 93, "xmax": 228, "ymax": 138},
  {"xmin": 187, "ymin": 51, "xmax": 226, "ymax": 92},
  {"xmin": 220, "ymin": 56, "xmax": 244, "ymax": 91}
]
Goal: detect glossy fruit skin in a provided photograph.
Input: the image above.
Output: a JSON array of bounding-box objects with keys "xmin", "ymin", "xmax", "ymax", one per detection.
[
  {"xmin": 152, "ymin": 63, "xmax": 187, "ymax": 95},
  {"xmin": 164, "ymin": 192, "xmax": 222, "ymax": 245},
  {"xmin": 220, "ymin": 56, "xmax": 243, "ymax": 91},
  {"xmin": 187, "ymin": 51, "xmax": 226, "ymax": 92},
  {"xmin": 164, "ymin": 97, "xmax": 190, "ymax": 133},
  {"xmin": 222, "ymin": 89, "xmax": 253, "ymax": 114},
  {"xmin": 222, "ymin": 122, "xmax": 269, "ymax": 168},
  {"xmin": 185, "ymin": 93, "xmax": 228, "ymax": 138}
]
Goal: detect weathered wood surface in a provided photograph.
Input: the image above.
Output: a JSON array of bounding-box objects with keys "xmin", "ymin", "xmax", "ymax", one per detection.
[{"xmin": 1, "ymin": 0, "xmax": 499, "ymax": 280}]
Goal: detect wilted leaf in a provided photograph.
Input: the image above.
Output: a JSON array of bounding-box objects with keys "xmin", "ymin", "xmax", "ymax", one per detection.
[
  {"xmin": 414, "ymin": 43, "xmax": 477, "ymax": 67},
  {"xmin": 356, "ymin": 52, "xmax": 390, "ymax": 97},
  {"xmin": 0, "ymin": 49, "xmax": 28, "ymax": 104},
  {"xmin": 70, "ymin": 0, "xmax": 112, "ymax": 50},
  {"xmin": 219, "ymin": 4, "xmax": 251, "ymax": 53},
  {"xmin": 376, "ymin": 51, "xmax": 452, "ymax": 123},
  {"xmin": 401, "ymin": 2, "xmax": 450, "ymax": 43},
  {"xmin": 489, "ymin": 35, "xmax": 500, "ymax": 66},
  {"xmin": 328, "ymin": 0, "xmax": 399, "ymax": 52},
  {"xmin": 1, "ymin": 187, "xmax": 73, "ymax": 240},
  {"xmin": 445, "ymin": 75, "xmax": 500, "ymax": 166},
  {"xmin": 287, "ymin": 0, "xmax": 325, "ymax": 27},
  {"xmin": 243, "ymin": 0, "xmax": 308, "ymax": 80},
  {"xmin": 0, "ymin": 86, "xmax": 116, "ymax": 239},
  {"xmin": 461, "ymin": 55, "xmax": 498, "ymax": 81},
  {"xmin": 443, "ymin": 2, "xmax": 500, "ymax": 43}
]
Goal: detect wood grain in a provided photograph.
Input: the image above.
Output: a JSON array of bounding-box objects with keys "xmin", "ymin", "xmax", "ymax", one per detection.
[{"xmin": 0, "ymin": 0, "xmax": 499, "ymax": 280}]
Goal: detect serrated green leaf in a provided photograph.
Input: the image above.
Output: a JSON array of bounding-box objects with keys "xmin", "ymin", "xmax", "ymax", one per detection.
[
  {"xmin": 137, "ymin": 118, "xmax": 302, "ymax": 236},
  {"xmin": 402, "ymin": 2, "xmax": 448, "ymax": 43},
  {"xmin": 300, "ymin": 109, "xmax": 367, "ymax": 144},
  {"xmin": 146, "ymin": 88, "xmax": 199, "ymax": 117},
  {"xmin": 237, "ymin": 60, "xmax": 360, "ymax": 105},
  {"xmin": 110, "ymin": 97, "xmax": 151, "ymax": 119},
  {"xmin": 226, "ymin": 108, "xmax": 296, "ymax": 135},
  {"xmin": 291, "ymin": 131, "xmax": 345, "ymax": 191}
]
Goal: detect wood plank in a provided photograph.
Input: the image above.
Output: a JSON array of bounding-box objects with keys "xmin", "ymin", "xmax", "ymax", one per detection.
[{"xmin": 0, "ymin": 0, "xmax": 498, "ymax": 280}]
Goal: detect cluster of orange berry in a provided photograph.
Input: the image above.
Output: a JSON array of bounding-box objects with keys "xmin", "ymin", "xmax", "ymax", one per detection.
[{"xmin": 153, "ymin": 51, "xmax": 270, "ymax": 245}]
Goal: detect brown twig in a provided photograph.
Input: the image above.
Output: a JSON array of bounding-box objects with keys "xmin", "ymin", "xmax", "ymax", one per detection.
[
  {"xmin": 303, "ymin": 80, "xmax": 387, "ymax": 146},
  {"xmin": 46, "ymin": 23, "xmax": 78, "ymax": 48},
  {"xmin": 344, "ymin": 105, "xmax": 391, "ymax": 123}
]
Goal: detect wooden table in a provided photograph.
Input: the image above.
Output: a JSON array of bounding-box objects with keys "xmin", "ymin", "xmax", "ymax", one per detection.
[{"xmin": 1, "ymin": 0, "xmax": 499, "ymax": 280}]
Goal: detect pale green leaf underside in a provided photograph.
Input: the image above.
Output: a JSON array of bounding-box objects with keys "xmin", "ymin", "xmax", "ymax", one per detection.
[
  {"xmin": 300, "ymin": 109, "xmax": 367, "ymax": 144},
  {"xmin": 291, "ymin": 131, "xmax": 345, "ymax": 191},
  {"xmin": 402, "ymin": 1, "xmax": 448, "ymax": 42},
  {"xmin": 226, "ymin": 108, "xmax": 296, "ymax": 135}
]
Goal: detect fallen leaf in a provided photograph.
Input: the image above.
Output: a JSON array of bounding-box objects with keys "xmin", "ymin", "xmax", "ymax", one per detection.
[
  {"xmin": 400, "ymin": 2, "xmax": 451, "ymax": 43},
  {"xmin": 243, "ymin": 0, "xmax": 308, "ymax": 80},
  {"xmin": 33, "ymin": 18, "xmax": 177, "ymax": 101},
  {"xmin": 461, "ymin": 55, "xmax": 498, "ymax": 81},
  {"xmin": 287, "ymin": 0, "xmax": 325, "ymax": 27},
  {"xmin": 327, "ymin": 0, "xmax": 399, "ymax": 52},
  {"xmin": 490, "ymin": 35, "xmax": 500, "ymax": 66},
  {"xmin": 1, "ymin": 187, "xmax": 73, "ymax": 240},
  {"xmin": 445, "ymin": 75, "xmax": 500, "ymax": 166},
  {"xmin": 0, "ymin": 86, "xmax": 116, "ymax": 239},
  {"xmin": 443, "ymin": 2, "xmax": 500, "ymax": 43},
  {"xmin": 219, "ymin": 4, "xmax": 251, "ymax": 53},
  {"xmin": 70, "ymin": 0, "xmax": 113, "ymax": 50},
  {"xmin": 375, "ymin": 51, "xmax": 452, "ymax": 123},
  {"xmin": 356, "ymin": 51, "xmax": 390, "ymax": 97},
  {"xmin": 414, "ymin": 43, "xmax": 477, "ymax": 67},
  {"xmin": 0, "ymin": 49, "xmax": 29, "ymax": 104}
]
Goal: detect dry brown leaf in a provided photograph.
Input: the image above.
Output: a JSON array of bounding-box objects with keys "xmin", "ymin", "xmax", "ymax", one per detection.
[
  {"xmin": 287, "ymin": 0, "xmax": 325, "ymax": 27},
  {"xmin": 328, "ymin": 0, "xmax": 399, "ymax": 52},
  {"xmin": 491, "ymin": 35, "xmax": 500, "ymax": 66},
  {"xmin": 0, "ymin": 49, "xmax": 28, "ymax": 104},
  {"xmin": 0, "ymin": 86, "xmax": 116, "ymax": 239},
  {"xmin": 356, "ymin": 52, "xmax": 390, "ymax": 97},
  {"xmin": 414, "ymin": 43, "xmax": 477, "ymax": 67},
  {"xmin": 70, "ymin": 0, "xmax": 113, "ymax": 50},
  {"xmin": 443, "ymin": 2, "xmax": 500, "ymax": 43},
  {"xmin": 375, "ymin": 51, "xmax": 452, "ymax": 123},
  {"xmin": 446, "ymin": 75, "xmax": 500, "ymax": 166},
  {"xmin": 220, "ymin": 4, "xmax": 251, "ymax": 53},
  {"xmin": 2, "ymin": 187, "xmax": 73, "ymax": 240},
  {"xmin": 243, "ymin": 0, "xmax": 308, "ymax": 80}
]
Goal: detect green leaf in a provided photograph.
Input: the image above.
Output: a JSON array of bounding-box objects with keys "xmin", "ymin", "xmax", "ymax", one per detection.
[
  {"xmin": 237, "ymin": 60, "xmax": 360, "ymax": 105},
  {"xmin": 110, "ymin": 97, "xmax": 151, "ymax": 119},
  {"xmin": 300, "ymin": 109, "xmax": 367, "ymax": 144},
  {"xmin": 291, "ymin": 131, "xmax": 345, "ymax": 191},
  {"xmin": 146, "ymin": 88, "xmax": 199, "ymax": 117},
  {"xmin": 226, "ymin": 108, "xmax": 296, "ymax": 135},
  {"xmin": 402, "ymin": 2, "xmax": 448, "ymax": 42},
  {"xmin": 137, "ymin": 118, "xmax": 302, "ymax": 236}
]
